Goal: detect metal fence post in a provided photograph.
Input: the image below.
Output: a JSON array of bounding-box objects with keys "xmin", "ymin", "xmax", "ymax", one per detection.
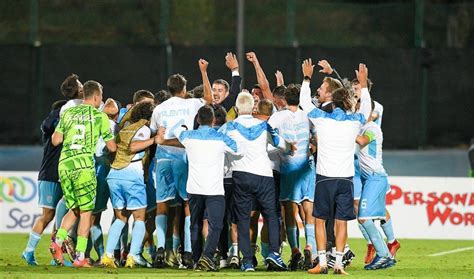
[{"xmin": 415, "ymin": 0, "xmax": 428, "ymax": 148}]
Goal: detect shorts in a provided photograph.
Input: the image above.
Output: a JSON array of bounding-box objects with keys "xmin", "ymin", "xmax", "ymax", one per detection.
[
  {"xmin": 312, "ymin": 175, "xmax": 355, "ymax": 221},
  {"xmin": 107, "ymin": 167, "xmax": 147, "ymax": 210},
  {"xmin": 280, "ymin": 159, "xmax": 315, "ymax": 203},
  {"xmin": 250, "ymin": 170, "xmax": 281, "ymax": 212},
  {"xmin": 94, "ymin": 156, "xmax": 111, "ymax": 213},
  {"xmin": 59, "ymin": 167, "xmax": 97, "ymax": 211},
  {"xmin": 38, "ymin": 180, "xmax": 63, "ymax": 209},
  {"xmin": 153, "ymin": 158, "xmax": 188, "ymax": 203},
  {"xmin": 353, "ymin": 157, "xmax": 363, "ymax": 200},
  {"xmin": 358, "ymin": 174, "xmax": 390, "ymax": 220}
]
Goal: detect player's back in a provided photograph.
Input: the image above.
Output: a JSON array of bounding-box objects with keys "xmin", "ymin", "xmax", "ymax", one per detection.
[{"xmin": 358, "ymin": 121, "xmax": 386, "ymax": 178}]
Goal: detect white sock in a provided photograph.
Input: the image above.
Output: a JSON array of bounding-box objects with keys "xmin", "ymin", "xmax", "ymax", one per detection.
[
  {"xmin": 335, "ymin": 251, "xmax": 344, "ymax": 268},
  {"xmin": 318, "ymin": 250, "xmax": 327, "ymax": 266}
]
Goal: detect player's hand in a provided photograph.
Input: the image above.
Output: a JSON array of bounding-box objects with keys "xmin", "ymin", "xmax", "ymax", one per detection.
[
  {"xmin": 155, "ymin": 127, "xmax": 166, "ymax": 144},
  {"xmin": 355, "ymin": 63, "xmax": 368, "ymax": 88},
  {"xmin": 318, "ymin": 59, "xmax": 333, "ymax": 74},
  {"xmin": 275, "ymin": 70, "xmax": 284, "ymax": 86},
  {"xmin": 246, "ymin": 52, "xmax": 258, "ymax": 64},
  {"xmin": 225, "ymin": 52, "xmax": 239, "ymax": 71},
  {"xmin": 198, "ymin": 59, "xmax": 209, "ymax": 72},
  {"xmin": 302, "ymin": 58, "xmax": 315, "ymax": 79}
]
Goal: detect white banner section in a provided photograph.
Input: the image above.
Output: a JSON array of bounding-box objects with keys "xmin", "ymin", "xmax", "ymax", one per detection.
[{"xmin": 1, "ymin": 171, "xmax": 473, "ymax": 239}]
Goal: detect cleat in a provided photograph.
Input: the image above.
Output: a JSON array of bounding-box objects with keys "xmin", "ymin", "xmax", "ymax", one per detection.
[
  {"xmin": 165, "ymin": 250, "xmax": 180, "ymax": 267},
  {"xmin": 229, "ymin": 256, "xmax": 240, "ymax": 269},
  {"xmin": 265, "ymin": 252, "xmax": 288, "ymax": 271},
  {"xmin": 240, "ymin": 262, "xmax": 255, "ymax": 272},
  {"xmin": 63, "ymin": 237, "xmax": 76, "ymax": 261},
  {"xmin": 135, "ymin": 254, "xmax": 152, "ymax": 268},
  {"xmin": 308, "ymin": 263, "xmax": 328, "ymax": 274},
  {"xmin": 333, "ymin": 266, "xmax": 349, "ymax": 275},
  {"xmin": 388, "ymin": 240, "xmax": 401, "ymax": 258},
  {"xmin": 343, "ymin": 249, "xmax": 355, "ymax": 267},
  {"xmin": 364, "ymin": 255, "xmax": 395, "ymax": 270},
  {"xmin": 197, "ymin": 255, "xmax": 219, "ymax": 272},
  {"xmin": 49, "ymin": 242, "xmax": 64, "ymax": 266},
  {"xmin": 181, "ymin": 252, "xmax": 194, "ymax": 269},
  {"xmin": 22, "ymin": 251, "xmax": 38, "ymax": 266},
  {"xmin": 73, "ymin": 258, "xmax": 93, "ymax": 268},
  {"xmin": 153, "ymin": 247, "xmax": 166, "ymax": 268},
  {"xmin": 364, "ymin": 244, "xmax": 376, "ymax": 264},
  {"xmin": 289, "ymin": 251, "xmax": 302, "ymax": 271},
  {"xmin": 124, "ymin": 255, "xmax": 137, "ymax": 268},
  {"xmin": 100, "ymin": 254, "xmax": 118, "ymax": 268},
  {"xmin": 219, "ymin": 259, "xmax": 229, "ymax": 269},
  {"xmin": 303, "ymin": 248, "xmax": 313, "ymax": 270}
]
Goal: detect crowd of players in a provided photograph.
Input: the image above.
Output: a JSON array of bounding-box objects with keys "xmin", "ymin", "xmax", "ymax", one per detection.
[{"xmin": 21, "ymin": 51, "xmax": 401, "ymax": 274}]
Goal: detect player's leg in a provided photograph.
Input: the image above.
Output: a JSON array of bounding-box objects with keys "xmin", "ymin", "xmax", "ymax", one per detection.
[
  {"xmin": 188, "ymin": 194, "xmax": 205, "ymax": 265},
  {"xmin": 199, "ymin": 195, "xmax": 225, "ymax": 271},
  {"xmin": 103, "ymin": 208, "xmax": 130, "ymax": 268},
  {"xmin": 175, "ymin": 159, "xmax": 193, "ymax": 268}
]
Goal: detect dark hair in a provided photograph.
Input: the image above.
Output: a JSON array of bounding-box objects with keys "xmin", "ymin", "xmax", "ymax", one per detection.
[
  {"xmin": 284, "ymin": 85, "xmax": 300, "ymax": 106},
  {"xmin": 257, "ymin": 99, "xmax": 273, "ymax": 116},
  {"xmin": 51, "ymin": 100, "xmax": 67, "ymax": 111},
  {"xmin": 197, "ymin": 105, "xmax": 214, "ymax": 126},
  {"xmin": 351, "ymin": 78, "xmax": 373, "ymax": 92},
  {"xmin": 332, "ymin": 87, "xmax": 353, "ymax": 112},
  {"xmin": 167, "ymin": 74, "xmax": 187, "ymax": 96},
  {"xmin": 83, "ymin": 80, "xmax": 103, "ymax": 99},
  {"xmin": 130, "ymin": 101, "xmax": 155, "ymax": 123},
  {"xmin": 272, "ymin": 85, "xmax": 286, "ymax": 98},
  {"xmin": 252, "ymin": 84, "xmax": 261, "ymax": 90},
  {"xmin": 154, "ymin": 90, "xmax": 171, "ymax": 105},
  {"xmin": 133, "ymin": 90, "xmax": 154, "ymax": 104},
  {"xmin": 211, "ymin": 104, "xmax": 227, "ymax": 126},
  {"xmin": 60, "ymin": 74, "xmax": 80, "ymax": 99},
  {"xmin": 191, "ymin": 84, "xmax": 204, "ymax": 99},
  {"xmin": 213, "ymin": 79, "xmax": 229, "ymax": 92}
]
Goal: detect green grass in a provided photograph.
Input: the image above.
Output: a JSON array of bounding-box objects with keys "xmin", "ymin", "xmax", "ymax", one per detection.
[{"xmin": 1, "ymin": 234, "xmax": 473, "ymax": 278}]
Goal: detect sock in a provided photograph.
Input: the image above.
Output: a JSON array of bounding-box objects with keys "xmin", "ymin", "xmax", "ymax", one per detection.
[
  {"xmin": 184, "ymin": 216, "xmax": 191, "ymax": 252},
  {"xmin": 381, "ymin": 219, "xmax": 396, "ymax": 243},
  {"xmin": 362, "ymin": 220, "xmax": 390, "ymax": 257},
  {"xmin": 260, "ymin": 242, "xmax": 269, "ymax": 259},
  {"xmin": 90, "ymin": 224, "xmax": 104, "ymax": 258},
  {"xmin": 172, "ymin": 234, "xmax": 180, "ymax": 251},
  {"xmin": 76, "ymin": 236, "xmax": 88, "ymax": 260},
  {"xmin": 105, "ymin": 219, "xmax": 126, "ymax": 257},
  {"xmin": 25, "ymin": 231, "xmax": 41, "ymax": 252},
  {"xmin": 165, "ymin": 235, "xmax": 172, "ymax": 250},
  {"xmin": 286, "ymin": 226, "xmax": 299, "ymax": 251},
  {"xmin": 304, "ymin": 224, "xmax": 317, "ymax": 258},
  {"xmin": 155, "ymin": 215, "xmax": 167, "ymax": 249},
  {"xmin": 230, "ymin": 243, "xmax": 238, "ymax": 257},
  {"xmin": 55, "ymin": 200, "xmax": 68, "ymax": 228},
  {"xmin": 129, "ymin": 221, "xmax": 146, "ymax": 257},
  {"xmin": 318, "ymin": 250, "xmax": 327, "ymax": 266},
  {"xmin": 358, "ymin": 223, "xmax": 372, "ymax": 244},
  {"xmin": 335, "ymin": 251, "xmax": 343, "ymax": 268},
  {"xmin": 55, "ymin": 228, "xmax": 68, "ymax": 247}
]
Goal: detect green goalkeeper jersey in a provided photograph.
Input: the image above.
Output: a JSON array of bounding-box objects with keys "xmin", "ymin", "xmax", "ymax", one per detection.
[{"xmin": 55, "ymin": 104, "xmax": 114, "ymax": 171}]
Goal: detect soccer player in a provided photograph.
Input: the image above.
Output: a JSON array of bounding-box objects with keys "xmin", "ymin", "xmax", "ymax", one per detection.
[
  {"xmin": 22, "ymin": 100, "xmax": 67, "ymax": 265},
  {"xmin": 300, "ymin": 60, "xmax": 372, "ymax": 275},
  {"xmin": 50, "ymin": 80, "xmax": 117, "ymax": 267},
  {"xmin": 150, "ymin": 59, "xmax": 212, "ymax": 268},
  {"xmin": 101, "ymin": 101, "xmax": 157, "ymax": 268},
  {"xmin": 117, "ymin": 90, "xmax": 155, "ymax": 128},
  {"xmin": 59, "ymin": 74, "xmax": 84, "ymax": 116}
]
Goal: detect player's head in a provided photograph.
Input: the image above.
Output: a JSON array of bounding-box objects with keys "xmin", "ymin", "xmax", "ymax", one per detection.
[
  {"xmin": 83, "ymin": 80, "xmax": 103, "ymax": 108},
  {"xmin": 257, "ymin": 99, "xmax": 273, "ymax": 118},
  {"xmin": 351, "ymin": 78, "xmax": 373, "ymax": 101},
  {"xmin": 272, "ymin": 85, "xmax": 287, "ymax": 110},
  {"xmin": 235, "ymin": 91, "xmax": 254, "ymax": 115},
  {"xmin": 102, "ymin": 98, "xmax": 119, "ymax": 120},
  {"xmin": 197, "ymin": 105, "xmax": 215, "ymax": 126},
  {"xmin": 332, "ymin": 87, "xmax": 355, "ymax": 113},
  {"xmin": 154, "ymin": 90, "xmax": 171, "ymax": 105},
  {"xmin": 212, "ymin": 79, "xmax": 230, "ymax": 104},
  {"xmin": 251, "ymin": 84, "xmax": 263, "ymax": 100},
  {"xmin": 191, "ymin": 84, "xmax": 204, "ymax": 99},
  {"xmin": 212, "ymin": 104, "xmax": 227, "ymax": 127},
  {"xmin": 130, "ymin": 101, "xmax": 155, "ymax": 123},
  {"xmin": 167, "ymin": 74, "xmax": 187, "ymax": 97},
  {"xmin": 317, "ymin": 77, "xmax": 342, "ymax": 103},
  {"xmin": 61, "ymin": 74, "xmax": 83, "ymax": 99},
  {"xmin": 132, "ymin": 90, "xmax": 155, "ymax": 105},
  {"xmin": 284, "ymin": 84, "xmax": 300, "ymax": 106}
]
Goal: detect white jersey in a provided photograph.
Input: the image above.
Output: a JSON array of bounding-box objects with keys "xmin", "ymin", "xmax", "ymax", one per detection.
[
  {"xmin": 150, "ymin": 96, "xmax": 205, "ymax": 160},
  {"xmin": 95, "ymin": 120, "xmax": 118, "ymax": 157},
  {"xmin": 268, "ymin": 108, "xmax": 312, "ymax": 174},
  {"xmin": 373, "ymin": 101, "xmax": 383, "ymax": 127},
  {"xmin": 358, "ymin": 122, "xmax": 387, "ymax": 178},
  {"xmin": 60, "ymin": 99, "xmax": 83, "ymax": 116}
]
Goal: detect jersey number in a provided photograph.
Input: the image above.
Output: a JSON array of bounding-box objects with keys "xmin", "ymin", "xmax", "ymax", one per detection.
[{"xmin": 71, "ymin": 124, "xmax": 86, "ymax": 150}]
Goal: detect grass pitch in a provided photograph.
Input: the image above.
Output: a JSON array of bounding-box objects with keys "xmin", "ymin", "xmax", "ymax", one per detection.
[{"xmin": 1, "ymin": 233, "xmax": 473, "ymax": 278}]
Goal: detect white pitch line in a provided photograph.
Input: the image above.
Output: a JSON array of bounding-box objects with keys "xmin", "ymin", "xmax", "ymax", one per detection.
[{"xmin": 428, "ymin": 246, "xmax": 474, "ymax": 257}]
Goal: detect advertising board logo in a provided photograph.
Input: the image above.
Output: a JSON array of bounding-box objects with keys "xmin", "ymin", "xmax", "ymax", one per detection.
[{"xmin": 0, "ymin": 176, "xmax": 37, "ymax": 203}]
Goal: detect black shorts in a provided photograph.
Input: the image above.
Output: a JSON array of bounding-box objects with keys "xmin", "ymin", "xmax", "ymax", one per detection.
[
  {"xmin": 312, "ymin": 174, "xmax": 355, "ymax": 221},
  {"xmin": 250, "ymin": 170, "xmax": 281, "ymax": 213}
]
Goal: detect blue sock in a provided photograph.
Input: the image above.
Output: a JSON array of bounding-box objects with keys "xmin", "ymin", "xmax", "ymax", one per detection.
[
  {"xmin": 55, "ymin": 199, "xmax": 68, "ymax": 228},
  {"xmin": 165, "ymin": 235, "xmax": 172, "ymax": 250},
  {"xmin": 184, "ymin": 216, "xmax": 191, "ymax": 252},
  {"xmin": 25, "ymin": 231, "xmax": 41, "ymax": 252},
  {"xmin": 172, "ymin": 234, "xmax": 180, "ymax": 251},
  {"xmin": 286, "ymin": 226, "xmax": 299, "ymax": 251},
  {"xmin": 106, "ymin": 219, "xmax": 126, "ymax": 257},
  {"xmin": 304, "ymin": 224, "xmax": 317, "ymax": 258},
  {"xmin": 362, "ymin": 220, "xmax": 389, "ymax": 257},
  {"xmin": 90, "ymin": 224, "xmax": 104, "ymax": 258},
  {"xmin": 381, "ymin": 219, "xmax": 396, "ymax": 243},
  {"xmin": 129, "ymin": 221, "xmax": 146, "ymax": 257},
  {"xmin": 155, "ymin": 215, "xmax": 167, "ymax": 249},
  {"xmin": 358, "ymin": 223, "xmax": 372, "ymax": 244},
  {"xmin": 260, "ymin": 242, "xmax": 269, "ymax": 259}
]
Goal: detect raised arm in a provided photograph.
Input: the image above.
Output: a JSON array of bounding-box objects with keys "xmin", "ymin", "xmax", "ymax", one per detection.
[
  {"xmin": 300, "ymin": 58, "xmax": 316, "ymax": 112},
  {"xmin": 199, "ymin": 59, "xmax": 213, "ymax": 105},
  {"xmin": 246, "ymin": 52, "xmax": 273, "ymax": 101},
  {"xmin": 221, "ymin": 52, "xmax": 241, "ymax": 110},
  {"xmin": 356, "ymin": 63, "xmax": 371, "ymax": 121},
  {"xmin": 275, "ymin": 70, "xmax": 285, "ymax": 87}
]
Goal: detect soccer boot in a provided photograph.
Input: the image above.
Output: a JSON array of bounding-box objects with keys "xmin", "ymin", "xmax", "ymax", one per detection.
[
  {"xmin": 303, "ymin": 247, "xmax": 313, "ymax": 270},
  {"xmin": 364, "ymin": 244, "xmax": 376, "ymax": 264},
  {"xmin": 229, "ymin": 255, "xmax": 240, "ymax": 269},
  {"xmin": 22, "ymin": 251, "xmax": 38, "ymax": 266},
  {"xmin": 181, "ymin": 251, "xmax": 194, "ymax": 269},
  {"xmin": 197, "ymin": 255, "xmax": 219, "ymax": 272},
  {"xmin": 388, "ymin": 240, "xmax": 401, "ymax": 258},
  {"xmin": 333, "ymin": 266, "xmax": 349, "ymax": 275},
  {"xmin": 307, "ymin": 263, "xmax": 328, "ymax": 274},
  {"xmin": 100, "ymin": 254, "xmax": 117, "ymax": 268},
  {"xmin": 289, "ymin": 250, "xmax": 302, "ymax": 271},
  {"xmin": 265, "ymin": 252, "xmax": 288, "ymax": 271},
  {"xmin": 153, "ymin": 247, "xmax": 166, "ymax": 268},
  {"xmin": 73, "ymin": 258, "xmax": 93, "ymax": 268},
  {"xmin": 240, "ymin": 261, "xmax": 255, "ymax": 272},
  {"xmin": 165, "ymin": 249, "xmax": 180, "ymax": 267},
  {"xmin": 364, "ymin": 255, "xmax": 395, "ymax": 270},
  {"xmin": 49, "ymin": 242, "xmax": 65, "ymax": 266}
]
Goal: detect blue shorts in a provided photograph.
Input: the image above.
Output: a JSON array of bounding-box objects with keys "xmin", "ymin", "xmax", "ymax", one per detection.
[
  {"xmin": 280, "ymin": 159, "xmax": 315, "ymax": 203},
  {"xmin": 94, "ymin": 156, "xmax": 111, "ymax": 213},
  {"xmin": 353, "ymin": 157, "xmax": 362, "ymax": 200},
  {"xmin": 153, "ymin": 158, "xmax": 188, "ymax": 203},
  {"xmin": 312, "ymin": 175, "xmax": 355, "ymax": 221},
  {"xmin": 38, "ymin": 181, "xmax": 63, "ymax": 209},
  {"xmin": 358, "ymin": 174, "xmax": 389, "ymax": 220},
  {"xmin": 107, "ymin": 167, "xmax": 147, "ymax": 210}
]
